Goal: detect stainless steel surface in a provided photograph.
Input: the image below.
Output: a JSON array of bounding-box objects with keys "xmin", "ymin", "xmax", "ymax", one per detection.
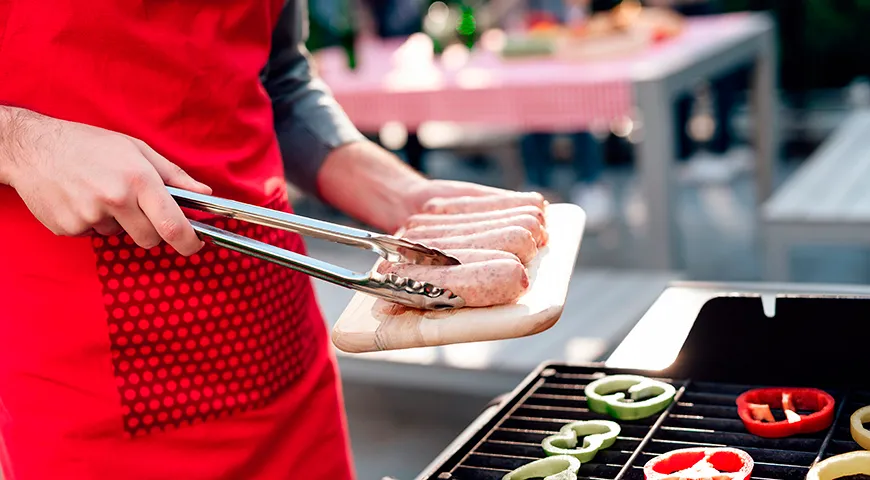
[
  {"xmin": 170, "ymin": 188, "xmax": 466, "ymax": 310},
  {"xmin": 168, "ymin": 186, "xmax": 460, "ymax": 267}
]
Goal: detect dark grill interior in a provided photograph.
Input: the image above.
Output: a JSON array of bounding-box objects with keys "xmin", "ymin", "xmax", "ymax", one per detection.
[{"xmin": 425, "ymin": 365, "xmax": 869, "ymax": 480}]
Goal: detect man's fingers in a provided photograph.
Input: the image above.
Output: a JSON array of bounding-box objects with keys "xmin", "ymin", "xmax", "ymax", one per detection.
[
  {"xmin": 133, "ymin": 140, "xmax": 212, "ymax": 195},
  {"xmin": 93, "ymin": 218, "xmax": 124, "ymax": 237},
  {"xmin": 137, "ymin": 186, "xmax": 204, "ymax": 256},
  {"xmin": 114, "ymin": 208, "xmax": 163, "ymax": 250},
  {"xmin": 437, "ymin": 181, "xmax": 513, "ymax": 198}
]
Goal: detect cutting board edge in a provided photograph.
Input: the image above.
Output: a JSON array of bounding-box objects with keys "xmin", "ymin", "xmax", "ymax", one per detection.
[
  {"xmin": 331, "ymin": 328, "xmax": 380, "ymax": 354},
  {"xmin": 332, "ymin": 302, "xmax": 566, "ymax": 353}
]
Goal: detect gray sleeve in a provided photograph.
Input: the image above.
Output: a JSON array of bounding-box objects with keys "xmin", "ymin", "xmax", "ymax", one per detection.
[{"xmin": 264, "ymin": 0, "xmax": 365, "ymax": 196}]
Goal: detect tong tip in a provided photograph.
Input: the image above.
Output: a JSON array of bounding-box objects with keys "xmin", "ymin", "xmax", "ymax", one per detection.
[
  {"xmin": 381, "ymin": 273, "xmax": 466, "ymax": 310},
  {"xmin": 394, "ymin": 241, "xmax": 461, "ymax": 266}
]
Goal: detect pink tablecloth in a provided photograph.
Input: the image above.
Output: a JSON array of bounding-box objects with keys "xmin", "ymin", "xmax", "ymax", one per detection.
[{"xmin": 316, "ymin": 13, "xmax": 757, "ymax": 131}]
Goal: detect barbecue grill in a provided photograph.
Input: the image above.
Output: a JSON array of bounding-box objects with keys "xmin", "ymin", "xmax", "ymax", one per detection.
[{"xmin": 415, "ymin": 294, "xmax": 870, "ymax": 480}]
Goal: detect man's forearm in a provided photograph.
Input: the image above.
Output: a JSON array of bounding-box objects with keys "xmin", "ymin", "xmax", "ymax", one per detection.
[
  {"xmin": 0, "ymin": 106, "xmax": 32, "ymax": 187},
  {"xmin": 316, "ymin": 140, "xmax": 426, "ymax": 233}
]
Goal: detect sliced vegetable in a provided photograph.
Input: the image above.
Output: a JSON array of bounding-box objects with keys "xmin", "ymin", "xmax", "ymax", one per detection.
[
  {"xmin": 643, "ymin": 447, "xmax": 753, "ymax": 480},
  {"xmin": 584, "ymin": 374, "xmax": 676, "ymax": 421},
  {"xmin": 542, "ymin": 420, "xmax": 620, "ymax": 462},
  {"xmin": 502, "ymin": 455, "xmax": 581, "ymax": 480},
  {"xmin": 748, "ymin": 403, "xmax": 775, "ymax": 423},
  {"xmin": 735, "ymin": 387, "xmax": 835, "ymax": 438},
  {"xmin": 807, "ymin": 451, "xmax": 870, "ymax": 480},
  {"xmin": 851, "ymin": 405, "xmax": 870, "ymax": 450},
  {"xmin": 782, "ymin": 392, "xmax": 801, "ymax": 423}
]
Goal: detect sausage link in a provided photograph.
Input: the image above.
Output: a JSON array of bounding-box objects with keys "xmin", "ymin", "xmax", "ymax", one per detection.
[
  {"xmin": 404, "ymin": 206, "xmax": 546, "ymax": 229},
  {"xmin": 415, "ymin": 226, "xmax": 538, "ymax": 264},
  {"xmin": 445, "ymin": 249, "xmax": 521, "ymax": 264},
  {"xmin": 403, "ymin": 214, "xmax": 547, "ymax": 246},
  {"xmin": 422, "ymin": 192, "xmax": 546, "ymax": 215},
  {"xmin": 379, "ymin": 259, "xmax": 529, "ymax": 307},
  {"xmin": 375, "ymin": 248, "xmax": 519, "ymax": 275}
]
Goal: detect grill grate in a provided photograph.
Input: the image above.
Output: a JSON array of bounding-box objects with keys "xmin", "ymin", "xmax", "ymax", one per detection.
[{"xmin": 423, "ymin": 365, "xmax": 868, "ymax": 480}]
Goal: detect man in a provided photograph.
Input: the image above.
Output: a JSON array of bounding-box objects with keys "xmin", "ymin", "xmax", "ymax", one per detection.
[{"xmin": 0, "ymin": 1, "xmax": 516, "ymax": 478}]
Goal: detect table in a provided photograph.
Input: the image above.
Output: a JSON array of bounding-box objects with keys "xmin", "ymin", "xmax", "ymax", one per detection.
[
  {"xmin": 762, "ymin": 112, "xmax": 870, "ymax": 281},
  {"xmin": 605, "ymin": 280, "xmax": 870, "ymax": 371},
  {"xmin": 316, "ymin": 13, "xmax": 779, "ymax": 270}
]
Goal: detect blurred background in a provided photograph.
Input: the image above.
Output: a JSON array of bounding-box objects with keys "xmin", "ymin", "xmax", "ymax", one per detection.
[{"xmin": 291, "ymin": 0, "xmax": 870, "ymax": 477}]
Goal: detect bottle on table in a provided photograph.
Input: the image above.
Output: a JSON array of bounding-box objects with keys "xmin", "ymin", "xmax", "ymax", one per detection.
[
  {"xmin": 339, "ymin": 0, "xmax": 359, "ymax": 70},
  {"xmin": 455, "ymin": 1, "xmax": 478, "ymax": 49},
  {"xmin": 306, "ymin": 0, "xmax": 359, "ymax": 70}
]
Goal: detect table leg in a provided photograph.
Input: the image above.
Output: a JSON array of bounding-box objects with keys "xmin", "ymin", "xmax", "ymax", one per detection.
[
  {"xmin": 751, "ymin": 28, "xmax": 779, "ymax": 203},
  {"xmin": 635, "ymin": 79, "xmax": 681, "ymax": 270}
]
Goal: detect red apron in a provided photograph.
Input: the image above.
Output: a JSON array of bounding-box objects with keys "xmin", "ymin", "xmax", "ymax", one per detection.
[{"xmin": 0, "ymin": 1, "xmax": 354, "ymax": 479}]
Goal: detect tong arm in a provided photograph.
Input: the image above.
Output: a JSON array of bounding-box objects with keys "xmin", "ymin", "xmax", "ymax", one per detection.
[
  {"xmin": 190, "ymin": 221, "xmax": 465, "ymax": 310},
  {"xmin": 169, "ymin": 187, "xmax": 459, "ymax": 266}
]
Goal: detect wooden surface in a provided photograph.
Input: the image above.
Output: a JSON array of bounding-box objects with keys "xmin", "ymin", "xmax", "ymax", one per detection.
[{"xmin": 331, "ymin": 204, "xmax": 586, "ymax": 353}]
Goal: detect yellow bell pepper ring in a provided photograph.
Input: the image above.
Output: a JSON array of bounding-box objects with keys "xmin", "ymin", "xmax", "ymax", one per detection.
[
  {"xmin": 806, "ymin": 451, "xmax": 870, "ymax": 480},
  {"xmin": 852, "ymin": 405, "xmax": 870, "ymax": 450}
]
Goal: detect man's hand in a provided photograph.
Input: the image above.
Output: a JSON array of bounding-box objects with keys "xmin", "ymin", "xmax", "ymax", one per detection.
[
  {"xmin": 0, "ymin": 107, "xmax": 211, "ymax": 256},
  {"xmin": 402, "ymin": 179, "xmax": 515, "ymax": 216},
  {"xmin": 316, "ymin": 140, "xmax": 521, "ymax": 233}
]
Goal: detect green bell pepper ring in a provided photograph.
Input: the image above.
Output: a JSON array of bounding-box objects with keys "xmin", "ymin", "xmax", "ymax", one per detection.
[
  {"xmin": 585, "ymin": 374, "xmax": 676, "ymax": 421},
  {"xmin": 502, "ymin": 455, "xmax": 581, "ymax": 480},
  {"xmin": 542, "ymin": 420, "xmax": 621, "ymax": 462}
]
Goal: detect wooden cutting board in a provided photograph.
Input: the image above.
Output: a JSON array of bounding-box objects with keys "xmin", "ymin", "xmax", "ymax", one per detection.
[{"xmin": 331, "ymin": 203, "xmax": 586, "ymax": 353}]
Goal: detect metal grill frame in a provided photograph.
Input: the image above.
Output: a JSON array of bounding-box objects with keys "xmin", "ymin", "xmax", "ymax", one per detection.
[
  {"xmin": 417, "ymin": 364, "xmax": 868, "ymax": 480},
  {"xmin": 416, "ymin": 294, "xmax": 870, "ymax": 480}
]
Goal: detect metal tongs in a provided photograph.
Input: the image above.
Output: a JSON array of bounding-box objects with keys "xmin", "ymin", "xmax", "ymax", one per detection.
[{"xmin": 168, "ymin": 187, "xmax": 467, "ymax": 310}]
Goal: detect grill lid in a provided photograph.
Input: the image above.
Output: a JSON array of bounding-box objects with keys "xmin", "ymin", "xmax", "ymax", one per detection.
[{"xmin": 661, "ymin": 295, "xmax": 870, "ymax": 386}]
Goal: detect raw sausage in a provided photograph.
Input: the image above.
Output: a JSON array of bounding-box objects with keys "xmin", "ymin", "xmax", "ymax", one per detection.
[
  {"xmin": 376, "ymin": 249, "xmax": 519, "ymax": 274},
  {"xmin": 403, "ymin": 214, "xmax": 548, "ymax": 246},
  {"xmin": 405, "ymin": 206, "xmax": 545, "ymax": 228},
  {"xmin": 418, "ymin": 227, "xmax": 538, "ymax": 264},
  {"xmin": 422, "ymin": 192, "xmax": 546, "ymax": 215},
  {"xmin": 375, "ymin": 249, "xmax": 519, "ymax": 275},
  {"xmin": 404, "ymin": 206, "xmax": 546, "ymax": 229},
  {"xmin": 415, "ymin": 226, "xmax": 538, "ymax": 264},
  {"xmin": 379, "ymin": 259, "xmax": 529, "ymax": 307},
  {"xmin": 443, "ymin": 249, "xmax": 521, "ymax": 264}
]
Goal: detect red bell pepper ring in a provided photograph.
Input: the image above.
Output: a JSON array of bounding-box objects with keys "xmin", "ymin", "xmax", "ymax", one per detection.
[
  {"xmin": 735, "ymin": 387, "xmax": 835, "ymax": 438},
  {"xmin": 644, "ymin": 447, "xmax": 754, "ymax": 480}
]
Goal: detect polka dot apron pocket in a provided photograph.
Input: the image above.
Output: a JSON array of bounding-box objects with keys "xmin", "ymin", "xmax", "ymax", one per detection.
[{"xmin": 92, "ymin": 199, "xmax": 319, "ymax": 436}]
